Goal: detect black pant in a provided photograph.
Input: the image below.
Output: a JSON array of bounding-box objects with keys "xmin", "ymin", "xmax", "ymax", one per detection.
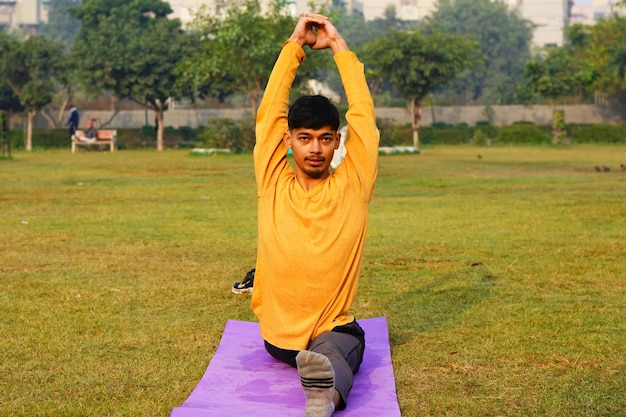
[{"xmin": 264, "ymin": 320, "xmax": 365, "ymax": 410}]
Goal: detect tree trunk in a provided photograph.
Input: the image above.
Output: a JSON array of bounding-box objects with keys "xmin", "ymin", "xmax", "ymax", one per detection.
[
  {"xmin": 56, "ymin": 84, "xmax": 72, "ymax": 126},
  {"xmin": 26, "ymin": 110, "xmax": 35, "ymax": 152},
  {"xmin": 156, "ymin": 102, "xmax": 164, "ymax": 151},
  {"xmin": 250, "ymin": 90, "xmax": 261, "ymax": 119},
  {"xmin": 39, "ymin": 110, "xmax": 57, "ymax": 128},
  {"xmin": 551, "ymin": 107, "xmax": 565, "ymax": 146},
  {"xmin": 430, "ymin": 93, "xmax": 436, "ymax": 124},
  {"xmin": 409, "ymin": 97, "xmax": 423, "ymax": 149}
]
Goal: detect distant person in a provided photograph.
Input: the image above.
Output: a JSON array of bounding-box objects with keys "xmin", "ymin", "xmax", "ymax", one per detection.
[
  {"xmin": 67, "ymin": 105, "xmax": 79, "ymax": 139},
  {"xmin": 83, "ymin": 119, "xmax": 97, "ymax": 142}
]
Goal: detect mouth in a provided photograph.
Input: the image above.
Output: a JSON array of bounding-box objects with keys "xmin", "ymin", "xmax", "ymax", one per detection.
[{"xmin": 306, "ymin": 157, "xmax": 325, "ymax": 167}]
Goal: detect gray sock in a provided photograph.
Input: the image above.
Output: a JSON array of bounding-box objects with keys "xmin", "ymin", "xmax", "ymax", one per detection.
[{"xmin": 296, "ymin": 350, "xmax": 335, "ymax": 417}]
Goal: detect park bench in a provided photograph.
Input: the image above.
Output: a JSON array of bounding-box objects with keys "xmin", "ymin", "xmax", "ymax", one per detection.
[{"xmin": 72, "ymin": 129, "xmax": 117, "ymax": 153}]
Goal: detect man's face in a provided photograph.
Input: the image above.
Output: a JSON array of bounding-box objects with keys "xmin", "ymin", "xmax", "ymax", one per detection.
[{"xmin": 283, "ymin": 126, "xmax": 340, "ymax": 181}]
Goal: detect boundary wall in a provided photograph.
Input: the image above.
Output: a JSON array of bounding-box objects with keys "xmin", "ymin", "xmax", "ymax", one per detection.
[{"xmin": 20, "ymin": 104, "xmax": 626, "ymax": 130}]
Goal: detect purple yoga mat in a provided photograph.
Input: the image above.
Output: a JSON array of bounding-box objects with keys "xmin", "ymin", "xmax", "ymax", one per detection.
[{"xmin": 170, "ymin": 317, "xmax": 400, "ymax": 417}]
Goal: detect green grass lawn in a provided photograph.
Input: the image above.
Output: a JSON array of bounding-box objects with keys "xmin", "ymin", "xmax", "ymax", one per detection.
[{"xmin": 1, "ymin": 145, "xmax": 625, "ymax": 416}]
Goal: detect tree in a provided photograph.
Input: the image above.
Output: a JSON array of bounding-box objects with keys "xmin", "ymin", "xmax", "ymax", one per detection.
[
  {"xmin": 0, "ymin": 33, "xmax": 64, "ymax": 151},
  {"xmin": 524, "ymin": 24, "xmax": 597, "ymax": 144},
  {"xmin": 325, "ymin": 6, "xmax": 418, "ymax": 98},
  {"xmin": 584, "ymin": 15, "xmax": 626, "ymax": 103},
  {"xmin": 525, "ymin": 24, "xmax": 596, "ymax": 102},
  {"xmin": 178, "ymin": 0, "xmax": 325, "ymax": 118},
  {"xmin": 38, "ymin": 0, "xmax": 82, "ymax": 48},
  {"xmin": 35, "ymin": 0, "xmax": 82, "ymax": 129},
  {"xmin": 362, "ymin": 30, "xmax": 479, "ymax": 148},
  {"xmin": 70, "ymin": 0, "xmax": 192, "ymax": 151},
  {"xmin": 0, "ymin": 83, "xmax": 23, "ymax": 114},
  {"xmin": 335, "ymin": 5, "xmax": 412, "ymax": 52},
  {"xmin": 0, "ymin": 34, "xmax": 23, "ymax": 114},
  {"xmin": 425, "ymin": 0, "xmax": 534, "ymax": 105}
]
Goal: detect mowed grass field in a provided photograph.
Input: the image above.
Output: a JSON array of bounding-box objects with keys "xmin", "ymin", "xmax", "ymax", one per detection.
[{"xmin": 1, "ymin": 145, "xmax": 625, "ymax": 416}]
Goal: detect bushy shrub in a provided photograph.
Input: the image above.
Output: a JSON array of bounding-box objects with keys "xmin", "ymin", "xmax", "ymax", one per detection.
[
  {"xmin": 391, "ymin": 124, "xmax": 414, "ymax": 146},
  {"xmin": 496, "ymin": 124, "xmax": 551, "ymax": 145},
  {"xmin": 116, "ymin": 127, "xmax": 153, "ymax": 149},
  {"xmin": 200, "ymin": 118, "xmax": 255, "ymax": 153},
  {"xmin": 377, "ymin": 118, "xmax": 413, "ymax": 146},
  {"xmin": 0, "ymin": 111, "xmax": 7, "ymax": 133},
  {"xmin": 472, "ymin": 129, "xmax": 490, "ymax": 146},
  {"xmin": 619, "ymin": 124, "xmax": 626, "ymax": 141},
  {"xmin": 25, "ymin": 129, "xmax": 71, "ymax": 149},
  {"xmin": 8, "ymin": 130, "xmax": 22, "ymax": 149},
  {"xmin": 420, "ymin": 124, "xmax": 474, "ymax": 145},
  {"xmin": 177, "ymin": 126, "xmax": 201, "ymax": 148},
  {"xmin": 472, "ymin": 121, "xmax": 497, "ymax": 145},
  {"xmin": 569, "ymin": 124, "xmax": 625, "ymax": 144},
  {"xmin": 238, "ymin": 119, "xmax": 256, "ymax": 151},
  {"xmin": 377, "ymin": 117, "xmax": 395, "ymax": 146},
  {"xmin": 552, "ymin": 109, "xmax": 565, "ymax": 145}
]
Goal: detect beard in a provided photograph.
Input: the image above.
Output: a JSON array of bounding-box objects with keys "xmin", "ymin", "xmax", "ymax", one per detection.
[
  {"xmin": 302, "ymin": 157, "xmax": 328, "ymax": 179},
  {"xmin": 303, "ymin": 167, "xmax": 326, "ymax": 179}
]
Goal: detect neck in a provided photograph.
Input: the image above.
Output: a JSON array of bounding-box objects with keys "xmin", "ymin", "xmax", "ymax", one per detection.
[{"xmin": 295, "ymin": 171, "xmax": 329, "ymax": 192}]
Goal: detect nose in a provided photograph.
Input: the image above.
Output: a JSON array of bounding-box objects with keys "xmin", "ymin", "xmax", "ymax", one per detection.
[{"xmin": 310, "ymin": 138, "xmax": 322, "ymax": 154}]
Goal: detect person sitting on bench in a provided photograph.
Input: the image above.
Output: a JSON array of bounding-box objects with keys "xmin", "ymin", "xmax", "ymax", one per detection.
[
  {"xmin": 73, "ymin": 119, "xmax": 97, "ymax": 143},
  {"xmin": 84, "ymin": 119, "xmax": 97, "ymax": 141}
]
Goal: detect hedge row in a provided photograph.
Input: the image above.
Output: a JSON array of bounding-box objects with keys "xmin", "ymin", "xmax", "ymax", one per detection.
[
  {"xmin": 6, "ymin": 120, "xmax": 626, "ymax": 150},
  {"xmin": 6, "ymin": 126, "xmax": 206, "ymax": 150},
  {"xmin": 378, "ymin": 120, "xmax": 626, "ymax": 146}
]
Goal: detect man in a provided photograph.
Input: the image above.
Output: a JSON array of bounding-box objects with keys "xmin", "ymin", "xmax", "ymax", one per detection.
[
  {"xmin": 67, "ymin": 105, "xmax": 79, "ymax": 140},
  {"xmin": 83, "ymin": 119, "xmax": 97, "ymax": 142},
  {"xmin": 252, "ymin": 14, "xmax": 379, "ymax": 417}
]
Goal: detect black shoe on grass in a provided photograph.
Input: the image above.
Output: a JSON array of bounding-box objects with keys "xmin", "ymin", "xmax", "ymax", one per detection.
[{"xmin": 232, "ymin": 268, "xmax": 255, "ymax": 294}]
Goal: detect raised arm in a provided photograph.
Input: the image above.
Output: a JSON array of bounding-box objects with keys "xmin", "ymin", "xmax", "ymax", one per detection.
[
  {"xmin": 255, "ymin": 14, "xmax": 330, "ymax": 193},
  {"xmin": 316, "ymin": 20, "xmax": 379, "ymax": 199}
]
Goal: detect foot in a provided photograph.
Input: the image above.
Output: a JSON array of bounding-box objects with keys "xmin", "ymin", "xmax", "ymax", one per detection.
[
  {"xmin": 296, "ymin": 350, "xmax": 335, "ymax": 417},
  {"xmin": 231, "ymin": 268, "xmax": 255, "ymax": 294}
]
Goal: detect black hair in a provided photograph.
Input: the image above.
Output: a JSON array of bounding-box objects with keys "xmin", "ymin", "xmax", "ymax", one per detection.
[{"xmin": 288, "ymin": 95, "xmax": 340, "ymax": 131}]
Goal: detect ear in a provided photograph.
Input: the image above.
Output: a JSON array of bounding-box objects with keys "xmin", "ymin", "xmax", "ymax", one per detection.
[
  {"xmin": 282, "ymin": 131, "xmax": 292, "ymax": 148},
  {"xmin": 334, "ymin": 132, "xmax": 341, "ymax": 150}
]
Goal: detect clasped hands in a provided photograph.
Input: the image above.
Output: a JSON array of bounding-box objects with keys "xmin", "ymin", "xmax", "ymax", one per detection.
[{"xmin": 289, "ymin": 13, "xmax": 349, "ymax": 54}]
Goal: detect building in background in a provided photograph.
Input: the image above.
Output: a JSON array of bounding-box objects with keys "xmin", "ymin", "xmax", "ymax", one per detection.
[
  {"xmin": 0, "ymin": 0, "xmax": 49, "ymax": 35},
  {"xmin": 159, "ymin": 0, "xmax": 616, "ymax": 49},
  {"xmin": 344, "ymin": 0, "xmax": 437, "ymax": 21},
  {"xmin": 509, "ymin": 0, "xmax": 574, "ymax": 47},
  {"xmin": 571, "ymin": 0, "xmax": 626, "ymax": 25},
  {"xmin": 4, "ymin": 0, "xmax": 621, "ymax": 47},
  {"xmin": 347, "ymin": 0, "xmax": 574, "ymax": 47}
]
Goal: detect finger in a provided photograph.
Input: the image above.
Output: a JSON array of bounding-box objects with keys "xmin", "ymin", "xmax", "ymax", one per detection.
[
  {"xmin": 301, "ymin": 12, "xmax": 328, "ymax": 20},
  {"xmin": 300, "ymin": 14, "xmax": 328, "ymax": 27}
]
